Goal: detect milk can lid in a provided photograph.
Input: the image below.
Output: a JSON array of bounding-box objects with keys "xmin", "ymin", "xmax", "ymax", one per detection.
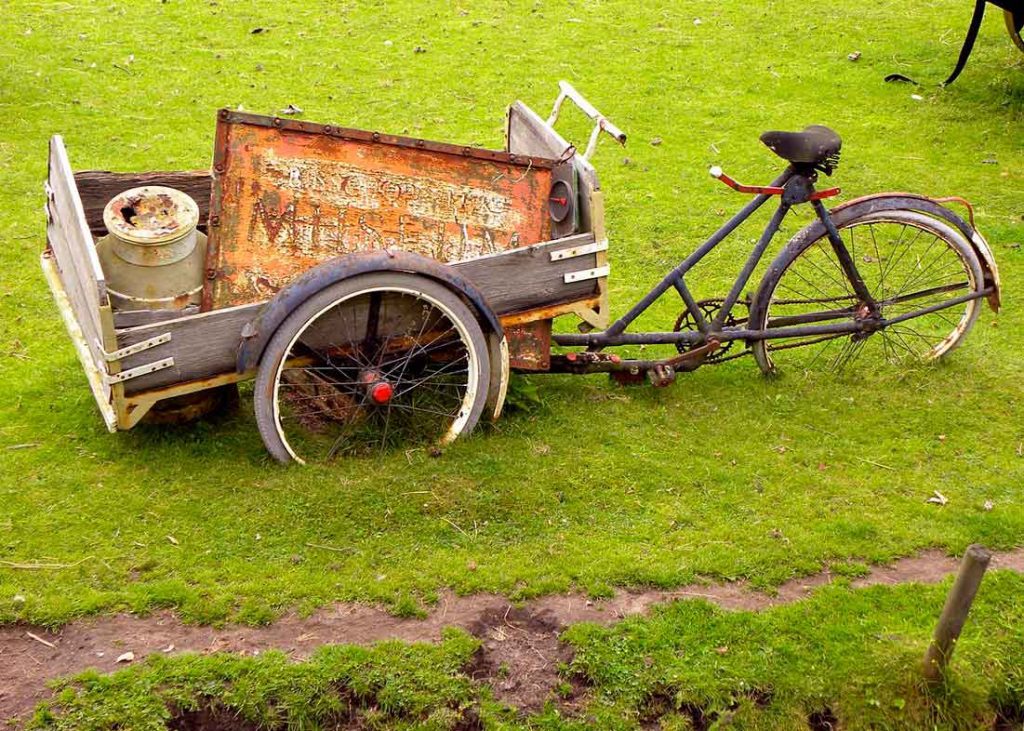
[{"xmin": 102, "ymin": 186, "xmax": 200, "ymax": 245}]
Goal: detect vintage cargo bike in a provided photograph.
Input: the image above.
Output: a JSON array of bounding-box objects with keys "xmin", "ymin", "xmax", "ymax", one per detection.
[{"xmin": 43, "ymin": 83, "xmax": 1001, "ymax": 464}]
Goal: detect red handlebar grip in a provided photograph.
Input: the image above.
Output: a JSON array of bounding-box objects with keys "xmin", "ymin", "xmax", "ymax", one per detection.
[{"xmin": 709, "ymin": 167, "xmax": 784, "ymax": 196}]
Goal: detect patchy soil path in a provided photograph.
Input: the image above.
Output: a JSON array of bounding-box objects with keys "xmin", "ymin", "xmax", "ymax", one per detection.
[{"xmin": 3, "ymin": 548, "xmax": 1023, "ymax": 721}]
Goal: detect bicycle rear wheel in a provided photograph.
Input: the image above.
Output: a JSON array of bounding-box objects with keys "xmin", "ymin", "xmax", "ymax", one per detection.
[{"xmin": 750, "ymin": 210, "xmax": 984, "ymax": 376}]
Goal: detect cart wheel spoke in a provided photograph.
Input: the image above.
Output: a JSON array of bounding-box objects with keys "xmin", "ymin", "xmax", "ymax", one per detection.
[{"xmin": 254, "ymin": 273, "xmax": 491, "ymax": 464}]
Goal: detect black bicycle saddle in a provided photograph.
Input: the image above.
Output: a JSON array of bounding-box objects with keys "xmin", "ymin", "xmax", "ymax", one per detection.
[{"xmin": 759, "ymin": 125, "xmax": 842, "ymax": 175}]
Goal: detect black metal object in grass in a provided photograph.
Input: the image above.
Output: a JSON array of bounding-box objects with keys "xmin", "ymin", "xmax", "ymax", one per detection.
[{"xmin": 943, "ymin": 1, "xmax": 1024, "ymax": 85}]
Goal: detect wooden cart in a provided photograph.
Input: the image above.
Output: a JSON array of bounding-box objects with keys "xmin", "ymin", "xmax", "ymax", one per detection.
[
  {"xmin": 45, "ymin": 82, "xmax": 1001, "ymax": 463},
  {"xmin": 43, "ymin": 83, "xmax": 626, "ymax": 463}
]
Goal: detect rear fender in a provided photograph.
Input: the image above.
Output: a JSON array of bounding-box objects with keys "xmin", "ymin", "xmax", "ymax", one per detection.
[
  {"xmin": 236, "ymin": 250, "xmax": 508, "ymax": 416},
  {"xmin": 761, "ymin": 194, "xmax": 999, "ymax": 313},
  {"xmin": 829, "ymin": 193, "xmax": 1000, "ymax": 311}
]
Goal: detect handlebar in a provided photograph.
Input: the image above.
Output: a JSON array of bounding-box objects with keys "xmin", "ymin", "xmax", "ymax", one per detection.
[
  {"xmin": 709, "ymin": 166, "xmax": 840, "ymax": 200},
  {"xmin": 708, "ymin": 166, "xmax": 784, "ymax": 195},
  {"xmin": 547, "ymin": 81, "xmax": 627, "ymax": 160}
]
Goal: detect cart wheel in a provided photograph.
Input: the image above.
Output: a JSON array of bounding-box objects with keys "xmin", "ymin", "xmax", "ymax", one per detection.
[{"xmin": 254, "ymin": 272, "xmax": 491, "ymax": 464}]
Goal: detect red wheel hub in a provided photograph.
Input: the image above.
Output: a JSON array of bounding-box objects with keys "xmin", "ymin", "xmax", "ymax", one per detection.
[{"xmin": 369, "ymin": 381, "xmax": 394, "ymax": 404}]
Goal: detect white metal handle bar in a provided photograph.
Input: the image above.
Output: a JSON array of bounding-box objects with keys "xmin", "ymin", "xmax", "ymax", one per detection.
[{"xmin": 547, "ymin": 80, "xmax": 627, "ymax": 161}]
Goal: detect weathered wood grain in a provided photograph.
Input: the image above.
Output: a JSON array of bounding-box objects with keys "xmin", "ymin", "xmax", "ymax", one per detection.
[
  {"xmin": 204, "ymin": 116, "xmax": 557, "ymax": 310},
  {"xmin": 113, "ymin": 306, "xmax": 201, "ymax": 329},
  {"xmin": 507, "ymin": 101, "xmax": 609, "ymax": 327},
  {"xmin": 74, "ymin": 170, "xmax": 212, "ymax": 234},
  {"xmin": 57, "ymin": 111, "xmax": 610, "ymax": 409},
  {"xmin": 117, "ymin": 304, "xmax": 260, "ymax": 394},
  {"xmin": 507, "ymin": 101, "xmax": 602, "ymax": 232},
  {"xmin": 453, "ymin": 232, "xmax": 598, "ymax": 313},
  {"xmin": 47, "ymin": 136, "xmax": 114, "ymax": 407},
  {"xmin": 116, "ymin": 235, "xmax": 599, "ymax": 393}
]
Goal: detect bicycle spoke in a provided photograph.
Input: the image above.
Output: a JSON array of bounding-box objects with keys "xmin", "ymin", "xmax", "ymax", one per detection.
[
  {"xmin": 784, "ymin": 258, "xmax": 839, "ymax": 302},
  {"xmin": 866, "ymin": 224, "xmax": 888, "ymax": 297},
  {"xmin": 758, "ymin": 216, "xmax": 980, "ymax": 375},
  {"xmin": 891, "ymin": 234, "xmax": 948, "ymax": 299},
  {"xmin": 799, "ymin": 245, "xmax": 854, "ymax": 297}
]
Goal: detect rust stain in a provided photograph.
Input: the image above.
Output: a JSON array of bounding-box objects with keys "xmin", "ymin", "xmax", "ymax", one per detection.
[
  {"xmin": 121, "ymin": 370, "xmax": 248, "ymax": 403},
  {"xmin": 505, "ymin": 319, "xmax": 551, "ymax": 371},
  {"xmin": 204, "ymin": 114, "xmax": 555, "ymax": 309},
  {"xmin": 499, "ymin": 296, "xmax": 602, "ymax": 327},
  {"xmin": 105, "ymin": 190, "xmax": 190, "ymax": 240}
]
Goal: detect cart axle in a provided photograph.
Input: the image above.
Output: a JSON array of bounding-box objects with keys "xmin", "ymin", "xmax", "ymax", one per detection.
[
  {"xmin": 358, "ymin": 370, "xmax": 394, "ymax": 405},
  {"xmin": 369, "ymin": 381, "xmax": 394, "ymax": 404}
]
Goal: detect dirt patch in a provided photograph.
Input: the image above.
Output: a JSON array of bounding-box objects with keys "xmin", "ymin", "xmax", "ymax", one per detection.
[
  {"xmin": 464, "ymin": 605, "xmax": 572, "ymax": 711},
  {"xmin": 638, "ymin": 685, "xmax": 774, "ymax": 730},
  {"xmin": 0, "ymin": 593, "xmax": 512, "ymax": 723},
  {"xmin": 167, "ymin": 705, "xmax": 262, "ymax": 731},
  {"xmin": 552, "ymin": 673, "xmax": 592, "ymax": 719},
  {"xmin": 3, "ymin": 547, "xmax": 1023, "ymax": 724},
  {"xmin": 808, "ymin": 706, "xmax": 839, "ymax": 730},
  {"xmin": 638, "ymin": 688, "xmax": 711, "ymax": 731}
]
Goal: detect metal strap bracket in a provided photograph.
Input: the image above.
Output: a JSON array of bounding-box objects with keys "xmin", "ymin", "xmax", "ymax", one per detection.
[
  {"xmin": 99, "ymin": 332, "xmax": 172, "ymax": 362},
  {"xmin": 564, "ymin": 265, "xmax": 610, "ymax": 284},
  {"xmin": 550, "ymin": 239, "xmax": 609, "ymax": 262},
  {"xmin": 43, "ymin": 183, "xmax": 55, "ymax": 225},
  {"xmin": 103, "ymin": 358, "xmax": 175, "ymax": 386}
]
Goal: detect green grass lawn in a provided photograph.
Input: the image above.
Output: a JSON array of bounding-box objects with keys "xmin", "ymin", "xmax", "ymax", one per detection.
[
  {"xmin": 1, "ymin": 0, "xmax": 1024, "ymax": 726},
  {"xmin": 29, "ymin": 574, "xmax": 1024, "ymax": 729}
]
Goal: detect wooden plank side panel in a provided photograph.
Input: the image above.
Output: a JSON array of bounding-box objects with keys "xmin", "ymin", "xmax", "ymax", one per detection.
[
  {"xmin": 507, "ymin": 101, "xmax": 601, "ymax": 232},
  {"xmin": 117, "ymin": 304, "xmax": 259, "ymax": 394},
  {"xmin": 507, "ymin": 102, "xmax": 609, "ymax": 328},
  {"xmin": 453, "ymin": 233, "xmax": 598, "ymax": 314},
  {"xmin": 46, "ymin": 136, "xmax": 114, "ymax": 407},
  {"xmin": 46, "ymin": 212, "xmax": 102, "ymax": 354},
  {"xmin": 41, "ymin": 254, "xmax": 118, "ymax": 431},
  {"xmin": 48, "ymin": 137, "xmax": 108, "ymax": 330},
  {"xmin": 113, "ymin": 306, "xmax": 201, "ymax": 329},
  {"xmin": 117, "ymin": 235, "xmax": 598, "ymax": 393},
  {"xmin": 75, "ymin": 170, "xmax": 212, "ymax": 235},
  {"xmin": 507, "ymin": 101, "xmax": 569, "ymax": 159}
]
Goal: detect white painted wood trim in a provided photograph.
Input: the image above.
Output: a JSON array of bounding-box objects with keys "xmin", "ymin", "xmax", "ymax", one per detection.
[{"xmin": 41, "ymin": 253, "xmax": 118, "ymax": 432}]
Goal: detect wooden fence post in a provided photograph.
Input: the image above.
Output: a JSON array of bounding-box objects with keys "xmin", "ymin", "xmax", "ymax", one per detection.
[{"xmin": 922, "ymin": 544, "xmax": 992, "ymax": 684}]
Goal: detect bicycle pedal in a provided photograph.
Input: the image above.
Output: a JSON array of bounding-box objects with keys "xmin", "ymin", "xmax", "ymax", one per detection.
[{"xmin": 647, "ymin": 364, "xmax": 676, "ymax": 388}]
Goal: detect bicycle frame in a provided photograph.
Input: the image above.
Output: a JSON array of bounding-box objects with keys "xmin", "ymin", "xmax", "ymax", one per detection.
[{"xmin": 552, "ymin": 166, "xmax": 989, "ymax": 354}]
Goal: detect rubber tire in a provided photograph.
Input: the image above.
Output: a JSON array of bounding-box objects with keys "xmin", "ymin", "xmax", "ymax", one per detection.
[
  {"xmin": 749, "ymin": 209, "xmax": 985, "ymax": 376},
  {"xmin": 254, "ymin": 272, "xmax": 491, "ymax": 464}
]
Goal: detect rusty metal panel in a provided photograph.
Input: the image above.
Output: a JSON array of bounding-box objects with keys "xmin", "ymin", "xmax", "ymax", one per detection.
[
  {"xmin": 203, "ymin": 110, "xmax": 559, "ymax": 310},
  {"xmin": 505, "ymin": 318, "xmax": 551, "ymax": 371}
]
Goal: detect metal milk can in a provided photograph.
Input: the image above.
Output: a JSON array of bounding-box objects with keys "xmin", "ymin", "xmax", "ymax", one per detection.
[{"xmin": 96, "ymin": 186, "xmax": 207, "ymax": 311}]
